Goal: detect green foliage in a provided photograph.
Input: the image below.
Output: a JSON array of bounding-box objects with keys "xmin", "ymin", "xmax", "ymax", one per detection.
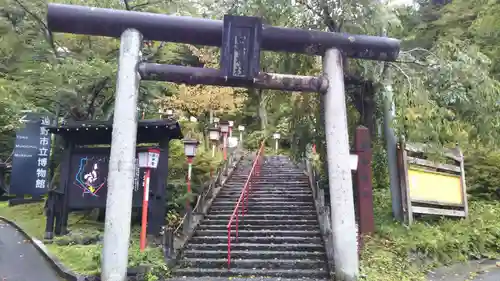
[
  {"xmin": 464, "ymin": 148, "xmax": 500, "ymax": 199},
  {"xmin": 361, "ymin": 189, "xmax": 500, "ymax": 281},
  {"xmin": 244, "ymin": 130, "xmax": 266, "ymax": 150},
  {"xmin": 372, "ymin": 139, "xmax": 390, "ymax": 190},
  {"xmin": 167, "ymin": 137, "xmax": 222, "ymax": 212}
]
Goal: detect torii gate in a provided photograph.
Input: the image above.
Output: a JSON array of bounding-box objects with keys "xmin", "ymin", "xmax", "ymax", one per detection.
[{"xmin": 46, "ymin": 4, "xmax": 400, "ymax": 281}]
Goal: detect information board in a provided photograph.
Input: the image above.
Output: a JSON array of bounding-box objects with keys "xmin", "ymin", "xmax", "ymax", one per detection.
[
  {"xmin": 67, "ymin": 149, "xmax": 146, "ymax": 208},
  {"xmin": 408, "ymin": 167, "xmax": 463, "ymax": 205},
  {"xmin": 10, "ymin": 113, "xmax": 52, "ymax": 195}
]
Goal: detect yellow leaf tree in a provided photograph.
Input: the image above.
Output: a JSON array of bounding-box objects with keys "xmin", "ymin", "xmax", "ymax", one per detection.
[{"xmin": 155, "ymin": 46, "xmax": 246, "ymax": 120}]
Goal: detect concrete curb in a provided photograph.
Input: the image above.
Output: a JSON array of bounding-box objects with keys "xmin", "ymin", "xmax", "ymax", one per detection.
[{"xmin": 0, "ymin": 215, "xmax": 83, "ymax": 281}]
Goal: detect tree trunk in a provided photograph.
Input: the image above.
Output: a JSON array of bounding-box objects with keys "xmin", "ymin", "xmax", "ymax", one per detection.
[
  {"xmin": 256, "ymin": 89, "xmax": 268, "ymax": 130},
  {"xmin": 352, "ymin": 82, "xmax": 376, "ymax": 138}
]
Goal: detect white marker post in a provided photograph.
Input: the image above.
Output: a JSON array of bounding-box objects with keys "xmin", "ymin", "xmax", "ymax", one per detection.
[
  {"xmin": 273, "ymin": 133, "xmax": 281, "ymax": 153},
  {"xmin": 101, "ymin": 29, "xmax": 142, "ymax": 281},
  {"xmin": 323, "ymin": 48, "xmax": 359, "ymax": 281},
  {"xmin": 208, "ymin": 127, "xmax": 221, "ymax": 158},
  {"xmin": 228, "ymin": 120, "xmax": 234, "ymax": 138},
  {"xmin": 238, "ymin": 125, "xmax": 245, "ymax": 147}
]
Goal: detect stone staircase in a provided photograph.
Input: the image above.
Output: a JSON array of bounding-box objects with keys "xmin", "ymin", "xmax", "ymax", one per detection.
[{"xmin": 172, "ymin": 155, "xmax": 329, "ymax": 280}]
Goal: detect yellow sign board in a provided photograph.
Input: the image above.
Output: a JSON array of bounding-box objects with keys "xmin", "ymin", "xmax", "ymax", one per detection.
[{"xmin": 407, "ymin": 167, "xmax": 463, "ymax": 205}]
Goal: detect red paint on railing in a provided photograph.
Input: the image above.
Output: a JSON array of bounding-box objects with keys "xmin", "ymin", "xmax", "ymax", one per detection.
[{"xmin": 227, "ymin": 141, "xmax": 265, "ymax": 269}]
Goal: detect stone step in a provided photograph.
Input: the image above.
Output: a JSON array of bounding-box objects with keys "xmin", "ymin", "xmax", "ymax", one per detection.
[
  {"xmin": 178, "ymin": 258, "xmax": 327, "ymax": 270},
  {"xmin": 230, "ymin": 177, "xmax": 308, "ymax": 181},
  {"xmin": 182, "ymin": 249, "xmax": 326, "ymax": 260},
  {"xmin": 216, "ymin": 193, "xmax": 313, "ymax": 198},
  {"xmin": 205, "ymin": 214, "xmax": 318, "ymax": 220},
  {"xmin": 255, "ymin": 175, "xmax": 305, "ymax": 178},
  {"xmin": 201, "ymin": 219, "xmax": 317, "ymax": 226},
  {"xmin": 195, "ymin": 229, "xmax": 321, "ymax": 238},
  {"xmin": 228, "ymin": 175, "xmax": 306, "ymax": 179},
  {"xmin": 210, "ymin": 204, "xmax": 314, "ymax": 210},
  {"xmin": 226, "ymin": 181, "xmax": 308, "ymax": 184},
  {"xmin": 223, "ymin": 186, "xmax": 310, "ymax": 191},
  {"xmin": 222, "ymin": 183, "xmax": 311, "ymax": 191},
  {"xmin": 220, "ymin": 189, "xmax": 311, "ymax": 194},
  {"xmin": 185, "ymin": 242, "xmax": 325, "ymax": 252},
  {"xmin": 215, "ymin": 195, "xmax": 312, "ymax": 200},
  {"xmin": 217, "ymin": 192, "xmax": 312, "ymax": 195},
  {"xmin": 258, "ymin": 170, "xmax": 303, "ymax": 172},
  {"xmin": 189, "ymin": 236, "xmax": 322, "ymax": 244},
  {"xmin": 197, "ymin": 224, "xmax": 319, "ymax": 231},
  {"xmin": 209, "ymin": 209, "xmax": 316, "ymax": 215},
  {"xmin": 231, "ymin": 173, "xmax": 306, "ymax": 177},
  {"xmin": 211, "ymin": 201, "xmax": 313, "ymax": 206},
  {"xmin": 212, "ymin": 199, "xmax": 314, "ymax": 205},
  {"xmin": 167, "ymin": 277, "xmax": 326, "ymax": 281},
  {"xmin": 219, "ymin": 190, "xmax": 311, "ymax": 194},
  {"xmin": 209, "ymin": 204, "xmax": 315, "ymax": 211},
  {"xmin": 172, "ymin": 267, "xmax": 329, "ymax": 278},
  {"xmin": 219, "ymin": 187, "xmax": 310, "ymax": 192},
  {"xmin": 224, "ymin": 181, "xmax": 308, "ymax": 184},
  {"xmin": 216, "ymin": 195, "xmax": 314, "ymax": 200}
]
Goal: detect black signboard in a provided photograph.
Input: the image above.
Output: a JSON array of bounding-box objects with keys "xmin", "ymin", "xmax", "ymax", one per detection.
[
  {"xmin": 10, "ymin": 113, "xmax": 53, "ymax": 196},
  {"xmin": 67, "ymin": 148, "xmax": 146, "ymax": 208}
]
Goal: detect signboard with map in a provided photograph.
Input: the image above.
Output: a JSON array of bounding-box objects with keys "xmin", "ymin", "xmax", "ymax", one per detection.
[{"xmin": 67, "ymin": 148, "xmax": 148, "ymax": 208}]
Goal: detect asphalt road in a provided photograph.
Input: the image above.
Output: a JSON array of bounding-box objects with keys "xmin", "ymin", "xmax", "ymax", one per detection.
[
  {"xmin": 427, "ymin": 259, "xmax": 500, "ymax": 281},
  {"xmin": 0, "ymin": 221, "xmax": 60, "ymax": 281}
]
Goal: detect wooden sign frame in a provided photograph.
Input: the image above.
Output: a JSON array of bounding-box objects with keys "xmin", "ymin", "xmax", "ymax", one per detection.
[{"xmin": 397, "ymin": 141, "xmax": 468, "ymax": 225}]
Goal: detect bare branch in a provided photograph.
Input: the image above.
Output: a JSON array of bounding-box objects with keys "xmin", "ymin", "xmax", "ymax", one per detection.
[
  {"xmin": 400, "ymin": 47, "xmax": 439, "ymax": 59},
  {"xmin": 86, "ymin": 77, "xmax": 111, "ymax": 119},
  {"xmin": 297, "ymin": 0, "xmax": 325, "ymax": 26},
  {"xmin": 12, "ymin": 0, "xmax": 60, "ymax": 58},
  {"xmin": 123, "ymin": 0, "xmax": 131, "ymax": 10},
  {"xmin": 131, "ymin": 0, "xmax": 165, "ymax": 10},
  {"xmin": 142, "ymin": 42, "xmax": 167, "ymax": 61},
  {"xmin": 321, "ymin": 2, "xmax": 338, "ymax": 32},
  {"xmin": 390, "ymin": 62, "xmax": 412, "ymax": 94}
]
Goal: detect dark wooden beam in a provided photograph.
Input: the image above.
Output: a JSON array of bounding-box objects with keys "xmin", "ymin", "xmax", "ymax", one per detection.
[
  {"xmin": 47, "ymin": 3, "xmax": 400, "ymax": 61},
  {"xmin": 139, "ymin": 64, "xmax": 329, "ymax": 93}
]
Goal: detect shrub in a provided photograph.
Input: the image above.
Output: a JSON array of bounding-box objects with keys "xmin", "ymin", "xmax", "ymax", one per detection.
[{"xmin": 464, "ymin": 148, "xmax": 500, "ymax": 200}]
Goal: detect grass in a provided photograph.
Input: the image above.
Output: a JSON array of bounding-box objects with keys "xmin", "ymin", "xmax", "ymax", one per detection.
[
  {"xmin": 360, "ymin": 190, "xmax": 500, "ymax": 281},
  {"xmin": 0, "ymin": 201, "xmax": 168, "ymax": 278}
]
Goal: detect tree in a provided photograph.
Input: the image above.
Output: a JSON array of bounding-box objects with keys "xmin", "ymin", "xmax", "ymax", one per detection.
[{"xmin": 154, "ymin": 46, "xmax": 246, "ymax": 123}]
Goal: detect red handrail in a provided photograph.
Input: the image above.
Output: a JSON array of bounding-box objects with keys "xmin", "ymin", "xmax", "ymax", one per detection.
[{"xmin": 227, "ymin": 141, "xmax": 265, "ymax": 269}]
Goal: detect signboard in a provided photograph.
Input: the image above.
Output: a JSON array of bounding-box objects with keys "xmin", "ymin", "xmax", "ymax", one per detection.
[
  {"xmin": 228, "ymin": 136, "xmax": 239, "ymax": 148},
  {"xmin": 67, "ymin": 149, "xmax": 146, "ymax": 208},
  {"xmin": 10, "ymin": 113, "xmax": 52, "ymax": 195},
  {"xmin": 397, "ymin": 142, "xmax": 468, "ymax": 224},
  {"xmin": 408, "ymin": 167, "xmax": 463, "ymax": 205},
  {"xmin": 349, "ymin": 154, "xmax": 358, "ymax": 171}
]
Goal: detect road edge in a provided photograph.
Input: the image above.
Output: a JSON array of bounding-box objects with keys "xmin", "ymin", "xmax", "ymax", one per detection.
[{"xmin": 0, "ymin": 215, "xmax": 83, "ymax": 281}]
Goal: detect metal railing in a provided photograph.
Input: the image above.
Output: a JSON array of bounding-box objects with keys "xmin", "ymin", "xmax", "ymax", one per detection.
[{"xmin": 226, "ymin": 141, "xmax": 265, "ymax": 269}]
